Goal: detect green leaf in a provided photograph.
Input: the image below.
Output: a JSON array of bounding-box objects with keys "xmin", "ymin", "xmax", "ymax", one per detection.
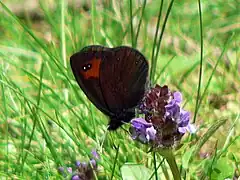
[
  {"xmin": 121, "ymin": 163, "xmax": 152, "ymax": 180},
  {"xmin": 210, "ymin": 157, "xmax": 235, "ymax": 180}
]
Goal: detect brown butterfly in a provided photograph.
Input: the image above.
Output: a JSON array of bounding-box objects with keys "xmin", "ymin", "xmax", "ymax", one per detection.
[{"xmin": 70, "ymin": 45, "xmax": 148, "ymax": 130}]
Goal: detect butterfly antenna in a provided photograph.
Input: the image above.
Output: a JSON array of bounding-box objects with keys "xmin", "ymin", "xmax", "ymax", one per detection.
[
  {"xmin": 109, "ymin": 133, "xmax": 118, "ymax": 150},
  {"xmin": 120, "ymin": 125, "xmax": 130, "ymax": 135}
]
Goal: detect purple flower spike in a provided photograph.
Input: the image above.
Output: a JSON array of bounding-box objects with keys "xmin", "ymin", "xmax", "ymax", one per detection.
[
  {"xmin": 135, "ymin": 85, "xmax": 196, "ymax": 148},
  {"xmin": 58, "ymin": 150, "xmax": 100, "ymax": 180},
  {"xmin": 130, "ymin": 118, "xmax": 156, "ymax": 143}
]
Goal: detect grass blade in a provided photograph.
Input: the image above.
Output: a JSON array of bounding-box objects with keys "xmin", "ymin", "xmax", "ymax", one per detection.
[
  {"xmin": 150, "ymin": 0, "xmax": 164, "ymax": 82},
  {"xmin": 135, "ymin": 0, "xmax": 147, "ymax": 47},
  {"xmin": 192, "ymin": 119, "xmax": 227, "ymax": 158},
  {"xmin": 110, "ymin": 144, "xmax": 120, "ymax": 180},
  {"xmin": 129, "ymin": 0, "xmax": 135, "ymax": 47},
  {"xmin": 61, "ymin": 0, "xmax": 67, "ymax": 68},
  {"xmin": 193, "ymin": 0, "xmax": 204, "ymax": 123}
]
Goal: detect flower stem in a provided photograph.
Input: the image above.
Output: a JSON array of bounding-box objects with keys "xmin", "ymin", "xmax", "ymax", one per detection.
[
  {"xmin": 166, "ymin": 154, "xmax": 181, "ymax": 180},
  {"xmin": 159, "ymin": 149, "xmax": 181, "ymax": 180}
]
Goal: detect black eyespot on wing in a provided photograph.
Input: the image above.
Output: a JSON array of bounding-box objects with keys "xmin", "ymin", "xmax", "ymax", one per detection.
[{"xmin": 82, "ymin": 63, "xmax": 92, "ymax": 72}]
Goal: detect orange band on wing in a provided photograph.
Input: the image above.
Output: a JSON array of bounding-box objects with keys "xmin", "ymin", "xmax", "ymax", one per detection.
[{"xmin": 81, "ymin": 57, "xmax": 101, "ymax": 79}]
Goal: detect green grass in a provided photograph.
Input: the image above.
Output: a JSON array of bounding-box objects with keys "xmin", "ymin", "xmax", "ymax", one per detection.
[{"xmin": 0, "ymin": 0, "xmax": 239, "ymax": 179}]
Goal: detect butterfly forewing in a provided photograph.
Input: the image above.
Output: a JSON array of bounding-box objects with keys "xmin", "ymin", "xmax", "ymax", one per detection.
[{"xmin": 70, "ymin": 46, "xmax": 113, "ymax": 116}]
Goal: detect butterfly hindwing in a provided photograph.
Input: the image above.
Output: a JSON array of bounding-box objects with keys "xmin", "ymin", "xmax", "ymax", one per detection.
[{"xmin": 100, "ymin": 46, "xmax": 148, "ymax": 114}]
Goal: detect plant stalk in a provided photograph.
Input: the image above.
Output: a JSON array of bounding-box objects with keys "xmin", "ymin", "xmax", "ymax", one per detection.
[{"xmin": 159, "ymin": 149, "xmax": 181, "ymax": 180}]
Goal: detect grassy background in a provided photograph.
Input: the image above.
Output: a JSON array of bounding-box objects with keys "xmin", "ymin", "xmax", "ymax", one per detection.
[{"xmin": 0, "ymin": 0, "xmax": 239, "ymax": 179}]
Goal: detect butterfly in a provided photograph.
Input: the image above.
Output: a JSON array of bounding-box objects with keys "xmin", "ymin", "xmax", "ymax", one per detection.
[{"xmin": 70, "ymin": 45, "xmax": 149, "ymax": 130}]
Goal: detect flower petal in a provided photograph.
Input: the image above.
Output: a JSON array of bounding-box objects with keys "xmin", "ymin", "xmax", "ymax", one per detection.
[
  {"xmin": 91, "ymin": 149, "xmax": 100, "ymax": 159},
  {"xmin": 187, "ymin": 124, "xmax": 196, "ymax": 134},
  {"xmin": 173, "ymin": 91, "xmax": 182, "ymax": 105},
  {"xmin": 178, "ymin": 127, "xmax": 187, "ymax": 134},
  {"xmin": 130, "ymin": 118, "xmax": 155, "ymax": 143},
  {"xmin": 165, "ymin": 100, "xmax": 180, "ymax": 119},
  {"xmin": 90, "ymin": 159, "xmax": 97, "ymax": 168},
  {"xmin": 71, "ymin": 175, "xmax": 81, "ymax": 180},
  {"xmin": 131, "ymin": 118, "xmax": 152, "ymax": 128},
  {"xmin": 179, "ymin": 109, "xmax": 190, "ymax": 126},
  {"xmin": 67, "ymin": 167, "xmax": 72, "ymax": 174},
  {"xmin": 146, "ymin": 126, "xmax": 156, "ymax": 141},
  {"xmin": 75, "ymin": 161, "xmax": 81, "ymax": 167}
]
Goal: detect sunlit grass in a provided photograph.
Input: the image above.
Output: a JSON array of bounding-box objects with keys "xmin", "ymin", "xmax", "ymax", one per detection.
[{"xmin": 0, "ymin": 0, "xmax": 239, "ymax": 179}]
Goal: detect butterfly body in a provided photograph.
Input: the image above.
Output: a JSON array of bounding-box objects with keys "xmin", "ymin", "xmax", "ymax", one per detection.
[{"xmin": 70, "ymin": 45, "xmax": 148, "ymax": 130}]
